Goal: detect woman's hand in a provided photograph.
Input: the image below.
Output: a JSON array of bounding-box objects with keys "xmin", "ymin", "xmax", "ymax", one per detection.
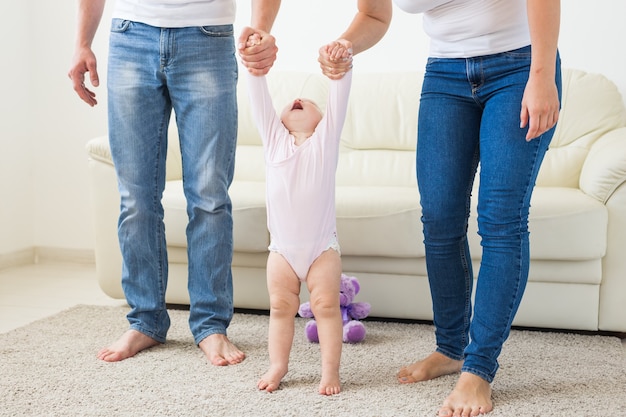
[
  {"xmin": 520, "ymin": 73, "xmax": 560, "ymax": 141},
  {"xmin": 318, "ymin": 39, "xmax": 353, "ymax": 80}
]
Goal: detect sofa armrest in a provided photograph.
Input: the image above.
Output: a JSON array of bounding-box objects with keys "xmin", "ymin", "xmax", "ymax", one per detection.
[
  {"xmin": 85, "ymin": 135, "xmax": 113, "ymax": 166},
  {"xmin": 85, "ymin": 134, "xmax": 183, "ymax": 181},
  {"xmin": 580, "ymin": 127, "xmax": 626, "ymax": 203}
]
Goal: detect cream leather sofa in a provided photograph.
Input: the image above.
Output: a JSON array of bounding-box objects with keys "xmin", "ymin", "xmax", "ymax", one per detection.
[{"xmin": 86, "ymin": 69, "xmax": 626, "ymax": 333}]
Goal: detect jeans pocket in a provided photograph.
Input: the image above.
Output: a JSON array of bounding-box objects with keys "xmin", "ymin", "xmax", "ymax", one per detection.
[
  {"xmin": 199, "ymin": 24, "xmax": 233, "ymax": 37},
  {"xmin": 110, "ymin": 18, "xmax": 131, "ymax": 33}
]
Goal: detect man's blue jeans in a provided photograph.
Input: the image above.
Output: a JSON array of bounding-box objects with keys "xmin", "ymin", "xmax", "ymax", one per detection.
[
  {"xmin": 107, "ymin": 19, "xmax": 238, "ymax": 345},
  {"xmin": 417, "ymin": 46, "xmax": 562, "ymax": 382}
]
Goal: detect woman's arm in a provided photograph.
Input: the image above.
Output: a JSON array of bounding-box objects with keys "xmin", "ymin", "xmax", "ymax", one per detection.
[
  {"xmin": 521, "ymin": 0, "xmax": 561, "ymax": 141},
  {"xmin": 319, "ymin": 0, "xmax": 392, "ymax": 80},
  {"xmin": 338, "ymin": 0, "xmax": 392, "ymax": 56}
]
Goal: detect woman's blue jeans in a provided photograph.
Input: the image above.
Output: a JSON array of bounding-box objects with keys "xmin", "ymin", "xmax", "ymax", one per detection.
[
  {"xmin": 417, "ymin": 46, "xmax": 561, "ymax": 382},
  {"xmin": 107, "ymin": 19, "xmax": 238, "ymax": 345}
]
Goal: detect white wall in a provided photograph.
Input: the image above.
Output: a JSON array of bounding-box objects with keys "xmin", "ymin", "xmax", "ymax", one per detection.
[
  {"xmin": 1, "ymin": 0, "xmax": 625, "ymax": 258},
  {"xmin": 0, "ymin": 1, "xmax": 34, "ymax": 255}
]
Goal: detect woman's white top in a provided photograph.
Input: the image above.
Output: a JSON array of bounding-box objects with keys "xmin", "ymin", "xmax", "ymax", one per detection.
[
  {"xmin": 393, "ymin": 0, "xmax": 530, "ymax": 58},
  {"xmin": 113, "ymin": 0, "xmax": 236, "ymax": 28}
]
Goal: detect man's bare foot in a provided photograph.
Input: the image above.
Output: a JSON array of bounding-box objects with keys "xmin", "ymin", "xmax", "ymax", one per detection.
[
  {"xmin": 397, "ymin": 351, "xmax": 463, "ymax": 383},
  {"xmin": 257, "ymin": 365, "xmax": 288, "ymax": 393},
  {"xmin": 97, "ymin": 329, "xmax": 160, "ymax": 362},
  {"xmin": 198, "ymin": 333, "xmax": 245, "ymax": 366},
  {"xmin": 437, "ymin": 372, "xmax": 493, "ymax": 417},
  {"xmin": 319, "ymin": 369, "xmax": 341, "ymax": 395}
]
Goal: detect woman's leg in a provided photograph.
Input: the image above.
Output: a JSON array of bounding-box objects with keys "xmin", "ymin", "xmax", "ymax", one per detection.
[
  {"xmin": 399, "ymin": 57, "xmax": 482, "ymax": 383},
  {"xmin": 463, "ymin": 47, "xmax": 561, "ymax": 383},
  {"xmin": 438, "ymin": 47, "xmax": 561, "ymax": 417}
]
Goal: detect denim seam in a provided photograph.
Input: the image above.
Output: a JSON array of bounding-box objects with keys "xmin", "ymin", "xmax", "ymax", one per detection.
[
  {"xmin": 436, "ymin": 346, "xmax": 464, "ymax": 362},
  {"xmin": 129, "ymin": 323, "xmax": 167, "ymax": 344},
  {"xmin": 461, "ymin": 365, "xmax": 495, "ymax": 384},
  {"xmin": 194, "ymin": 328, "xmax": 227, "ymax": 346}
]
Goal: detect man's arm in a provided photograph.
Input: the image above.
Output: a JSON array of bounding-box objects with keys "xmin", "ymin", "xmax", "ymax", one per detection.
[
  {"xmin": 521, "ymin": 0, "xmax": 561, "ymax": 140},
  {"xmin": 238, "ymin": 0, "xmax": 281, "ymax": 75},
  {"xmin": 250, "ymin": 0, "xmax": 281, "ymax": 33},
  {"xmin": 67, "ymin": 0, "xmax": 107, "ymax": 106}
]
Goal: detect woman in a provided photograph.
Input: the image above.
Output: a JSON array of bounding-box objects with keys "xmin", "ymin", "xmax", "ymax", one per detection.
[{"xmin": 390, "ymin": 1, "xmax": 562, "ymax": 416}]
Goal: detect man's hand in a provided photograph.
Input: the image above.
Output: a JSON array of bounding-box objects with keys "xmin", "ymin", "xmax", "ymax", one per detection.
[
  {"xmin": 68, "ymin": 47, "xmax": 99, "ymax": 107},
  {"xmin": 238, "ymin": 26, "xmax": 278, "ymax": 76}
]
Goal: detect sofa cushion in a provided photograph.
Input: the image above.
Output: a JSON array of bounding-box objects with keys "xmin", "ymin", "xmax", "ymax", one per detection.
[
  {"xmin": 467, "ymin": 187, "xmax": 607, "ymax": 261},
  {"xmin": 336, "ymin": 186, "xmax": 424, "ymax": 257},
  {"xmin": 230, "ymin": 181, "xmax": 269, "ymax": 252},
  {"xmin": 341, "ymin": 72, "xmax": 421, "ymax": 151},
  {"xmin": 164, "ymin": 183, "xmax": 606, "ymax": 262},
  {"xmin": 162, "ymin": 180, "xmax": 270, "ymax": 252}
]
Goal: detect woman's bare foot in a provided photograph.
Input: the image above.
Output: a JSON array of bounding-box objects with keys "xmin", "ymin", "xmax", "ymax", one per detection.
[
  {"xmin": 257, "ymin": 365, "xmax": 288, "ymax": 393},
  {"xmin": 437, "ymin": 372, "xmax": 493, "ymax": 417},
  {"xmin": 198, "ymin": 333, "xmax": 245, "ymax": 366},
  {"xmin": 397, "ymin": 351, "xmax": 463, "ymax": 383},
  {"xmin": 97, "ymin": 329, "xmax": 160, "ymax": 362},
  {"xmin": 319, "ymin": 369, "xmax": 341, "ymax": 395}
]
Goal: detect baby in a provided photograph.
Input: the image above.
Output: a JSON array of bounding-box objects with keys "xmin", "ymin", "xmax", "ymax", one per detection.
[{"xmin": 244, "ymin": 35, "xmax": 352, "ymax": 395}]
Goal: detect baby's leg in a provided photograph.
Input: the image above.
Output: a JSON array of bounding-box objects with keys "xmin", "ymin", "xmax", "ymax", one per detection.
[
  {"xmin": 306, "ymin": 250, "xmax": 343, "ymax": 395},
  {"xmin": 257, "ymin": 252, "xmax": 301, "ymax": 393}
]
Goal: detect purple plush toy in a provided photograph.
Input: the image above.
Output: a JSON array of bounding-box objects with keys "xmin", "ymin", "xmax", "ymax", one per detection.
[{"xmin": 298, "ymin": 273, "xmax": 371, "ymax": 343}]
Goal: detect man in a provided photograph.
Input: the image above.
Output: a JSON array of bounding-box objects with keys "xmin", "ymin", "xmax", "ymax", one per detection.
[{"xmin": 68, "ymin": 0, "xmax": 280, "ymax": 365}]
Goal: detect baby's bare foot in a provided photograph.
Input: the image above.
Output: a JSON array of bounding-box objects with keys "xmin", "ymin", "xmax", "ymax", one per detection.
[
  {"xmin": 438, "ymin": 372, "xmax": 493, "ymax": 417},
  {"xmin": 319, "ymin": 369, "xmax": 341, "ymax": 395},
  {"xmin": 257, "ymin": 365, "xmax": 288, "ymax": 393},
  {"xmin": 397, "ymin": 351, "xmax": 463, "ymax": 384},
  {"xmin": 198, "ymin": 333, "xmax": 245, "ymax": 366},
  {"xmin": 97, "ymin": 329, "xmax": 160, "ymax": 362}
]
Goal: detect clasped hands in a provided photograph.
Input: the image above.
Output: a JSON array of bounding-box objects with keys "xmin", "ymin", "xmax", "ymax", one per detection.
[{"xmin": 238, "ymin": 26, "xmax": 352, "ymax": 79}]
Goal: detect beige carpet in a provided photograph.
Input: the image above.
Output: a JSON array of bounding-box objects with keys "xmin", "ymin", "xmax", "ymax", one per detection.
[{"xmin": 1, "ymin": 305, "xmax": 624, "ymax": 417}]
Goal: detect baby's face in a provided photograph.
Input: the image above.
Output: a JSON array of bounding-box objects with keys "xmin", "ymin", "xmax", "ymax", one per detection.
[{"xmin": 280, "ymin": 98, "xmax": 323, "ymax": 134}]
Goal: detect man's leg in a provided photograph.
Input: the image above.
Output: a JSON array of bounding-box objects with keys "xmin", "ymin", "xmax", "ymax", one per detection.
[
  {"xmin": 166, "ymin": 24, "xmax": 242, "ymax": 364},
  {"xmin": 100, "ymin": 19, "xmax": 173, "ymax": 361}
]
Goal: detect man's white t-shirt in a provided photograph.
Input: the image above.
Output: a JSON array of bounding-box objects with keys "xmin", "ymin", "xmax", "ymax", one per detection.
[{"xmin": 113, "ymin": 0, "xmax": 236, "ymax": 28}]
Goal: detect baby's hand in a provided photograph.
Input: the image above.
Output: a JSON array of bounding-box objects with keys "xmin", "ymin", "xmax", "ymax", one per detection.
[
  {"xmin": 325, "ymin": 39, "xmax": 353, "ymax": 63},
  {"xmin": 246, "ymin": 33, "xmax": 261, "ymax": 48},
  {"xmin": 319, "ymin": 39, "xmax": 353, "ymax": 80}
]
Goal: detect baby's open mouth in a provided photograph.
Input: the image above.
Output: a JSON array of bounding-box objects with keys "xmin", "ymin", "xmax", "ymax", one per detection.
[{"xmin": 292, "ymin": 101, "xmax": 303, "ymax": 110}]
